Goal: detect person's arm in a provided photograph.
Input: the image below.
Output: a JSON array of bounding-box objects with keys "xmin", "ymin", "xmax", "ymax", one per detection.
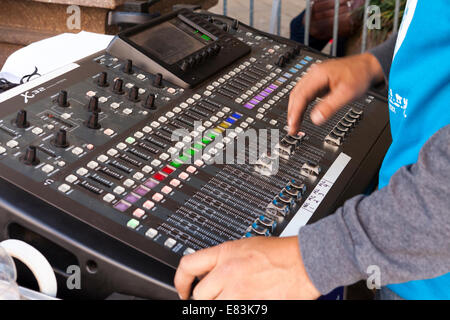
[
  {"xmin": 299, "ymin": 125, "xmax": 450, "ymax": 294},
  {"xmin": 369, "ymin": 33, "xmax": 398, "ymax": 84}
]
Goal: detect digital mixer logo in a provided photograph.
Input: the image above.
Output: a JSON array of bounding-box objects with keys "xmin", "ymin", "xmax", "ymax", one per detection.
[{"xmin": 170, "ymin": 121, "xmax": 283, "ymax": 175}]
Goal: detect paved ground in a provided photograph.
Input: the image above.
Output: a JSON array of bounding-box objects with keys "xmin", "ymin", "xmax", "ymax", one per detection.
[{"xmin": 209, "ymin": 0, "xmax": 306, "ymax": 38}]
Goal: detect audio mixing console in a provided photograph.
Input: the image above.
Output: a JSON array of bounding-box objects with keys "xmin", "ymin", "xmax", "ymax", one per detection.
[{"xmin": 0, "ymin": 9, "xmax": 390, "ymax": 299}]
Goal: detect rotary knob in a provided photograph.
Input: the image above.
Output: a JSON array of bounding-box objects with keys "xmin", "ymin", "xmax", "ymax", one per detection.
[
  {"xmin": 14, "ymin": 110, "xmax": 30, "ymax": 128},
  {"xmin": 21, "ymin": 146, "xmax": 40, "ymax": 166},
  {"xmin": 86, "ymin": 112, "xmax": 101, "ymax": 129},
  {"xmin": 86, "ymin": 96, "xmax": 100, "ymax": 112},
  {"xmin": 123, "ymin": 59, "xmax": 133, "ymax": 74},
  {"xmin": 113, "ymin": 78, "xmax": 125, "ymax": 94},
  {"xmin": 128, "ymin": 86, "xmax": 140, "ymax": 102},
  {"xmin": 153, "ymin": 73, "xmax": 163, "ymax": 88},
  {"xmin": 52, "ymin": 129, "xmax": 69, "ymax": 148},
  {"xmin": 143, "ymin": 93, "xmax": 156, "ymax": 110},
  {"xmin": 57, "ymin": 90, "xmax": 69, "ymax": 108},
  {"xmin": 97, "ymin": 72, "xmax": 109, "ymax": 87}
]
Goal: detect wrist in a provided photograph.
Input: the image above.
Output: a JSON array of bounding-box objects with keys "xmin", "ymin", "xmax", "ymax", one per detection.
[{"xmin": 362, "ymin": 52, "xmax": 385, "ymax": 85}]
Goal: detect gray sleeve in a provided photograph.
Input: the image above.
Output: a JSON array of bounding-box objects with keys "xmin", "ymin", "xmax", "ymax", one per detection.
[
  {"xmin": 369, "ymin": 33, "xmax": 398, "ymax": 84},
  {"xmin": 298, "ymin": 125, "xmax": 450, "ymax": 295}
]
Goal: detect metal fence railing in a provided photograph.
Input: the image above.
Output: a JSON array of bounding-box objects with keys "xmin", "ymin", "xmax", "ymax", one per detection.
[{"xmin": 223, "ymin": 0, "xmax": 402, "ymax": 56}]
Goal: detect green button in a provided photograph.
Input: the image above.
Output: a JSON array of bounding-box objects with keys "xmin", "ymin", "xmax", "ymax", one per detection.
[
  {"xmin": 207, "ymin": 133, "xmax": 216, "ymax": 140},
  {"xmin": 179, "ymin": 155, "xmax": 189, "ymax": 162},
  {"xmin": 202, "ymin": 137, "xmax": 212, "ymax": 145},
  {"xmin": 188, "ymin": 148, "xmax": 196, "ymax": 156},
  {"xmin": 170, "ymin": 161, "xmax": 182, "ymax": 168},
  {"xmin": 127, "ymin": 219, "xmax": 139, "ymax": 229},
  {"xmin": 125, "ymin": 137, "xmax": 135, "ymax": 144}
]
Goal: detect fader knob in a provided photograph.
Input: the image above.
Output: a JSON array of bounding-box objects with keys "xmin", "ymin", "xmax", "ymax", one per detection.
[
  {"xmin": 53, "ymin": 129, "xmax": 69, "ymax": 148},
  {"xmin": 57, "ymin": 90, "xmax": 69, "ymax": 108},
  {"xmin": 143, "ymin": 94, "xmax": 156, "ymax": 110},
  {"xmin": 97, "ymin": 72, "xmax": 109, "ymax": 87},
  {"xmin": 86, "ymin": 112, "xmax": 101, "ymax": 129},
  {"xmin": 87, "ymin": 96, "xmax": 100, "ymax": 112},
  {"xmin": 293, "ymin": 45, "xmax": 301, "ymax": 56},
  {"xmin": 276, "ymin": 55, "xmax": 286, "ymax": 67},
  {"xmin": 123, "ymin": 59, "xmax": 133, "ymax": 74},
  {"xmin": 180, "ymin": 60, "xmax": 190, "ymax": 72},
  {"xmin": 14, "ymin": 109, "xmax": 30, "ymax": 128},
  {"xmin": 231, "ymin": 19, "xmax": 239, "ymax": 30},
  {"xmin": 128, "ymin": 86, "xmax": 140, "ymax": 102},
  {"xmin": 153, "ymin": 73, "xmax": 163, "ymax": 88},
  {"xmin": 22, "ymin": 146, "xmax": 40, "ymax": 166},
  {"xmin": 113, "ymin": 78, "xmax": 125, "ymax": 94}
]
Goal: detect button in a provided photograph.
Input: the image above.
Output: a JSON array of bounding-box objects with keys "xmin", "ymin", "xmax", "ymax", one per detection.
[
  {"xmin": 117, "ymin": 142, "xmax": 127, "ymax": 150},
  {"xmin": 123, "ymin": 108, "xmax": 133, "ymax": 115},
  {"xmin": 111, "ymin": 102, "xmax": 120, "ymax": 109},
  {"xmin": 86, "ymin": 144, "xmax": 94, "ymax": 150},
  {"xmin": 65, "ymin": 174, "xmax": 77, "ymax": 183},
  {"xmin": 125, "ymin": 137, "xmax": 136, "ymax": 144},
  {"xmin": 87, "ymin": 161, "xmax": 98, "ymax": 169},
  {"xmin": 6, "ymin": 140, "xmax": 18, "ymax": 148},
  {"xmin": 107, "ymin": 148, "xmax": 118, "ymax": 156},
  {"xmin": 194, "ymin": 160, "xmax": 204, "ymax": 167},
  {"xmin": 193, "ymin": 94, "xmax": 201, "ymax": 100},
  {"xmin": 186, "ymin": 98, "xmax": 195, "ymax": 104},
  {"xmin": 159, "ymin": 153, "xmax": 170, "ymax": 161},
  {"xmin": 143, "ymin": 200, "xmax": 155, "ymax": 210},
  {"xmin": 142, "ymin": 165, "xmax": 153, "ymax": 173},
  {"xmin": 127, "ymin": 219, "xmax": 139, "ymax": 229},
  {"xmin": 57, "ymin": 161, "xmax": 66, "ymax": 167},
  {"xmin": 161, "ymin": 186, "xmax": 173, "ymax": 194},
  {"xmin": 113, "ymin": 186, "xmax": 125, "ymax": 195},
  {"xmin": 123, "ymin": 179, "xmax": 135, "ymax": 187},
  {"xmin": 32, "ymin": 127, "xmax": 43, "ymax": 135},
  {"xmin": 58, "ymin": 184, "xmax": 71, "ymax": 193},
  {"xmin": 180, "ymin": 102, "xmax": 189, "ymax": 109},
  {"xmin": 97, "ymin": 155, "xmax": 108, "ymax": 162},
  {"xmin": 72, "ymin": 147, "xmax": 83, "ymax": 155},
  {"xmin": 186, "ymin": 166, "xmax": 197, "ymax": 174},
  {"xmin": 269, "ymin": 119, "xmax": 278, "ymax": 125},
  {"xmin": 41, "ymin": 164, "xmax": 54, "ymax": 174},
  {"xmin": 104, "ymin": 128, "xmax": 115, "ymax": 136},
  {"xmin": 145, "ymin": 228, "xmax": 158, "ymax": 238},
  {"xmin": 150, "ymin": 121, "xmax": 160, "ymax": 128},
  {"xmin": 76, "ymin": 167, "xmax": 88, "ymax": 176},
  {"xmin": 61, "ymin": 113, "xmax": 71, "ymax": 120},
  {"xmin": 170, "ymin": 179, "xmax": 181, "ymax": 187},
  {"xmin": 152, "ymin": 193, "xmax": 164, "ymax": 202},
  {"xmin": 133, "ymin": 172, "xmax": 144, "ymax": 180},
  {"xmin": 178, "ymin": 172, "xmax": 189, "ymax": 180},
  {"xmin": 164, "ymin": 238, "xmax": 177, "ymax": 248},
  {"xmin": 133, "ymin": 208, "xmax": 145, "ymax": 219},
  {"xmin": 173, "ymin": 107, "xmax": 182, "ymax": 113},
  {"xmin": 151, "ymin": 159, "xmax": 161, "ymax": 167},
  {"xmin": 103, "ymin": 193, "xmax": 115, "ymax": 203}
]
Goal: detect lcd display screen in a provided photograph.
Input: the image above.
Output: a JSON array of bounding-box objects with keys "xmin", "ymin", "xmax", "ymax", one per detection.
[{"xmin": 130, "ymin": 21, "xmax": 206, "ymax": 65}]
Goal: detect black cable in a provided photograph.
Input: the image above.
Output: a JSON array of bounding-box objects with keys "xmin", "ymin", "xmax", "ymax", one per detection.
[{"xmin": 0, "ymin": 66, "xmax": 41, "ymax": 93}]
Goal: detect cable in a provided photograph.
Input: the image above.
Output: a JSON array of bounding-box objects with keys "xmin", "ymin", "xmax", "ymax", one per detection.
[{"xmin": 0, "ymin": 67, "xmax": 41, "ymax": 93}]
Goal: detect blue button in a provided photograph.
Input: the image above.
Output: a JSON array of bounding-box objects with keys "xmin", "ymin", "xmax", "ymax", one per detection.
[
  {"xmin": 305, "ymin": 56, "xmax": 313, "ymax": 61},
  {"xmin": 231, "ymin": 113, "xmax": 241, "ymax": 119},
  {"xmin": 300, "ymin": 60, "xmax": 308, "ymax": 65},
  {"xmin": 245, "ymin": 232, "xmax": 254, "ymax": 238},
  {"xmin": 295, "ymin": 64, "xmax": 304, "ymax": 69},
  {"xmin": 289, "ymin": 68, "xmax": 298, "ymax": 73},
  {"xmin": 226, "ymin": 117, "xmax": 236, "ymax": 124}
]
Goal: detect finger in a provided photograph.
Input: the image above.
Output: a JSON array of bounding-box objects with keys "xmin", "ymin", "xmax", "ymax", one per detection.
[
  {"xmin": 313, "ymin": 0, "xmax": 349, "ymax": 12},
  {"xmin": 192, "ymin": 268, "xmax": 225, "ymax": 300},
  {"xmin": 287, "ymin": 66, "xmax": 329, "ymax": 134},
  {"xmin": 310, "ymin": 83, "xmax": 355, "ymax": 125},
  {"xmin": 174, "ymin": 245, "xmax": 220, "ymax": 300}
]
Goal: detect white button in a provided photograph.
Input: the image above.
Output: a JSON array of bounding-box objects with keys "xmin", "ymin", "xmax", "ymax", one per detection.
[
  {"xmin": 206, "ymin": 85, "xmax": 214, "ymax": 91},
  {"xmin": 235, "ymin": 127, "xmax": 244, "ymax": 134},
  {"xmin": 186, "ymin": 98, "xmax": 195, "ymax": 104},
  {"xmin": 159, "ymin": 153, "xmax": 170, "ymax": 161},
  {"xmin": 212, "ymin": 81, "xmax": 220, "ymax": 87},
  {"xmin": 145, "ymin": 228, "xmax": 158, "ymax": 238},
  {"xmin": 240, "ymin": 122, "xmax": 249, "ymax": 128},
  {"xmin": 222, "ymin": 107, "xmax": 231, "ymax": 113},
  {"xmin": 228, "ymin": 132, "xmax": 237, "ymax": 139},
  {"xmin": 166, "ymin": 112, "xmax": 174, "ymax": 118},
  {"xmin": 41, "ymin": 164, "xmax": 54, "ymax": 173},
  {"xmin": 6, "ymin": 140, "xmax": 18, "ymax": 148},
  {"xmin": 57, "ymin": 161, "xmax": 66, "ymax": 167},
  {"xmin": 180, "ymin": 102, "xmax": 188, "ymax": 109},
  {"xmin": 164, "ymin": 238, "xmax": 177, "ymax": 248},
  {"xmin": 0, "ymin": 147, "xmax": 6, "ymax": 154},
  {"xmin": 218, "ymin": 78, "xmax": 225, "ymax": 83},
  {"xmin": 143, "ymin": 200, "xmax": 155, "ymax": 210},
  {"xmin": 32, "ymin": 127, "xmax": 43, "ymax": 135},
  {"xmin": 223, "ymin": 137, "xmax": 231, "ymax": 144},
  {"xmin": 134, "ymin": 131, "xmax": 144, "ymax": 138},
  {"xmin": 76, "ymin": 167, "xmax": 88, "ymax": 176},
  {"xmin": 106, "ymin": 149, "xmax": 118, "ymax": 158},
  {"xmin": 61, "ymin": 113, "xmax": 71, "ymax": 120},
  {"xmin": 72, "ymin": 147, "xmax": 83, "ymax": 155},
  {"xmin": 138, "ymin": 88, "xmax": 146, "ymax": 95},
  {"xmin": 235, "ymin": 98, "xmax": 243, "ymax": 103},
  {"xmin": 65, "ymin": 174, "xmax": 78, "ymax": 183},
  {"xmin": 173, "ymin": 107, "xmax": 182, "ymax": 113},
  {"xmin": 116, "ymin": 143, "xmax": 127, "ymax": 150},
  {"xmin": 133, "ymin": 172, "xmax": 144, "ymax": 180},
  {"xmin": 167, "ymin": 88, "xmax": 176, "ymax": 94},
  {"xmin": 170, "ymin": 179, "xmax": 181, "ymax": 187},
  {"xmin": 190, "ymin": 131, "xmax": 199, "ymax": 137},
  {"xmin": 111, "ymin": 102, "xmax": 120, "ymax": 109},
  {"xmin": 202, "ymin": 154, "xmax": 212, "ymax": 162},
  {"xmin": 142, "ymin": 165, "xmax": 153, "ymax": 173},
  {"xmin": 97, "ymin": 155, "xmax": 108, "ymax": 162},
  {"xmin": 150, "ymin": 121, "xmax": 160, "ymax": 128},
  {"xmin": 269, "ymin": 119, "xmax": 278, "ymax": 125},
  {"xmin": 123, "ymin": 179, "xmax": 135, "ymax": 187},
  {"xmin": 256, "ymin": 113, "xmax": 264, "ymax": 119},
  {"xmin": 104, "ymin": 128, "xmax": 115, "ymax": 136},
  {"xmin": 125, "ymin": 83, "xmax": 134, "ymax": 89},
  {"xmin": 204, "ymin": 121, "xmax": 212, "ymax": 127},
  {"xmin": 151, "ymin": 159, "xmax": 161, "ymax": 167},
  {"xmin": 87, "ymin": 161, "xmax": 98, "ymax": 169},
  {"xmin": 142, "ymin": 126, "xmax": 152, "ymax": 133},
  {"xmin": 58, "ymin": 184, "xmax": 71, "ymax": 193},
  {"xmin": 216, "ymin": 111, "xmax": 224, "ymax": 118},
  {"xmin": 133, "ymin": 208, "xmax": 145, "ymax": 219},
  {"xmin": 113, "ymin": 186, "xmax": 125, "ymax": 195},
  {"xmin": 158, "ymin": 116, "xmax": 167, "ymax": 123},
  {"xmin": 86, "ymin": 91, "xmax": 96, "ymax": 97},
  {"xmin": 215, "ymin": 143, "xmax": 224, "ymax": 150},
  {"xmin": 204, "ymin": 91, "xmax": 212, "ymax": 96},
  {"xmin": 123, "ymin": 108, "xmax": 133, "ymax": 115},
  {"xmin": 161, "ymin": 186, "xmax": 173, "ymax": 194},
  {"xmin": 103, "ymin": 193, "xmax": 115, "ymax": 203},
  {"xmin": 152, "ymin": 193, "xmax": 164, "ymax": 202},
  {"xmin": 193, "ymin": 94, "xmax": 201, "ymax": 100},
  {"xmin": 99, "ymin": 97, "xmax": 108, "ymax": 103},
  {"xmin": 186, "ymin": 166, "xmax": 197, "ymax": 174},
  {"xmin": 137, "ymin": 74, "xmax": 145, "ymax": 80},
  {"xmin": 175, "ymin": 142, "xmax": 185, "ymax": 149},
  {"xmin": 246, "ymin": 117, "xmax": 254, "ymax": 123},
  {"xmin": 183, "ymin": 136, "xmax": 192, "ymax": 143},
  {"xmin": 178, "ymin": 172, "xmax": 189, "ymax": 180},
  {"xmin": 210, "ymin": 116, "xmax": 219, "ymax": 122}
]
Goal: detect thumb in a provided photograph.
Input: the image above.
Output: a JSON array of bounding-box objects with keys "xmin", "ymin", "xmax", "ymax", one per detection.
[{"xmin": 310, "ymin": 84, "xmax": 355, "ymax": 125}]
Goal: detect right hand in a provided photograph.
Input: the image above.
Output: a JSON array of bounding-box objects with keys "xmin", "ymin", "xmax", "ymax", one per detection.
[{"xmin": 287, "ymin": 53, "xmax": 384, "ymax": 135}]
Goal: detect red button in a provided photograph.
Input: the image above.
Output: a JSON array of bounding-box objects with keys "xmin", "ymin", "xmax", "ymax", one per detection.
[
  {"xmin": 161, "ymin": 166, "xmax": 174, "ymax": 175},
  {"xmin": 153, "ymin": 172, "xmax": 167, "ymax": 182}
]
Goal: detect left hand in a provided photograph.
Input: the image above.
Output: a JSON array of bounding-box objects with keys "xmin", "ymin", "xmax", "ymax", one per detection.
[{"xmin": 174, "ymin": 236, "xmax": 321, "ymax": 300}]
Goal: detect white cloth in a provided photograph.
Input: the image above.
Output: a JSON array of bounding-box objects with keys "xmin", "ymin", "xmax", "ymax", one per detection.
[{"xmin": 0, "ymin": 31, "xmax": 113, "ymax": 83}]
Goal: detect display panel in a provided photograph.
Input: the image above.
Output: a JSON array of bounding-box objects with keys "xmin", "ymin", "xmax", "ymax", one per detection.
[{"xmin": 130, "ymin": 21, "xmax": 206, "ymax": 65}]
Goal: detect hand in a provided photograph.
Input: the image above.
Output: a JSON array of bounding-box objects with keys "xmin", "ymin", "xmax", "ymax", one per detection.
[
  {"xmin": 174, "ymin": 236, "xmax": 321, "ymax": 300},
  {"xmin": 287, "ymin": 53, "xmax": 383, "ymax": 135}
]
